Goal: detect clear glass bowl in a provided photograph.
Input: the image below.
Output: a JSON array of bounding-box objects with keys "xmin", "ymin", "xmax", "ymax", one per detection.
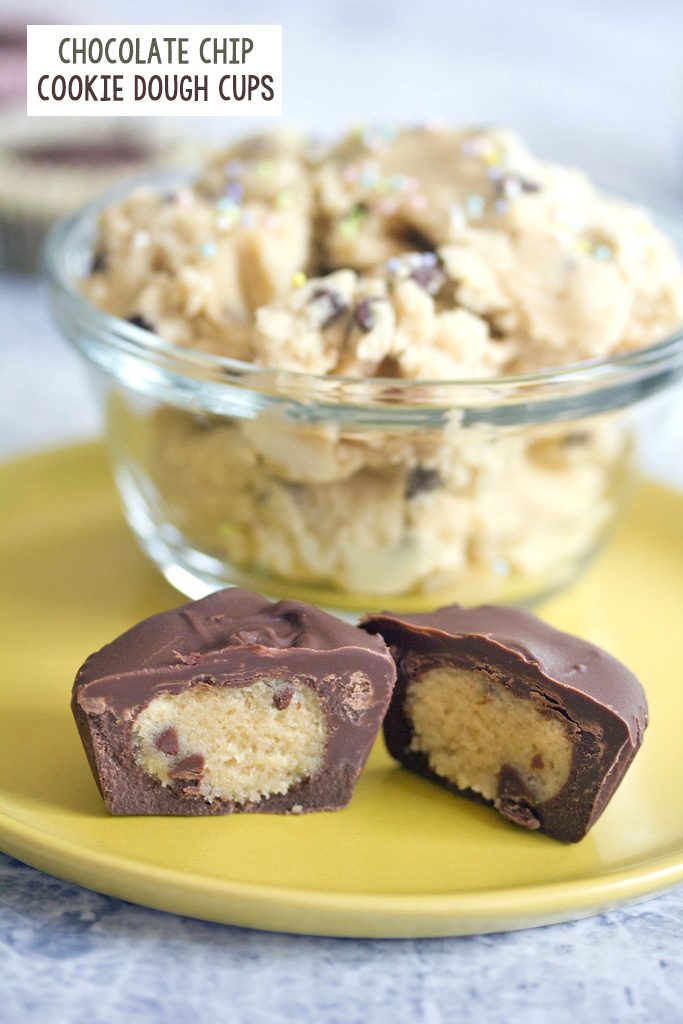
[{"xmin": 45, "ymin": 175, "xmax": 683, "ymax": 614}]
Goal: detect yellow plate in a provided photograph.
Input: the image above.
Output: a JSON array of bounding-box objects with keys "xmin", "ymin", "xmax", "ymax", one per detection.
[{"xmin": 1, "ymin": 443, "xmax": 682, "ymax": 938}]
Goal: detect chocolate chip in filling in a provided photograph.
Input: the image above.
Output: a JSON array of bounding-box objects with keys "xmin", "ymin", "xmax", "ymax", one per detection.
[
  {"xmin": 133, "ymin": 680, "xmax": 327, "ymax": 805},
  {"xmin": 405, "ymin": 665, "xmax": 574, "ymax": 812}
]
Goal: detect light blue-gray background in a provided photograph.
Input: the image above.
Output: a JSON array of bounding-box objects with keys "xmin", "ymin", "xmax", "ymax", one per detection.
[{"xmin": 1, "ymin": 1, "xmax": 682, "ymax": 1021}]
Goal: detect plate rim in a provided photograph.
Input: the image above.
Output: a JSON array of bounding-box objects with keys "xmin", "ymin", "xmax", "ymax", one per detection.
[
  {"xmin": 2, "ymin": 800, "xmax": 682, "ymax": 938},
  {"xmin": 1, "ymin": 442, "xmax": 682, "ymax": 938}
]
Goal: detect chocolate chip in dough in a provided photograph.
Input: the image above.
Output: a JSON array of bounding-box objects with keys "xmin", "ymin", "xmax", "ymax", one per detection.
[
  {"xmin": 309, "ymin": 289, "xmax": 348, "ymax": 329},
  {"xmin": 405, "ymin": 466, "xmax": 443, "ymax": 500},
  {"xmin": 354, "ymin": 298, "xmax": 379, "ymax": 332},
  {"xmin": 127, "ymin": 314, "xmax": 154, "ymax": 332}
]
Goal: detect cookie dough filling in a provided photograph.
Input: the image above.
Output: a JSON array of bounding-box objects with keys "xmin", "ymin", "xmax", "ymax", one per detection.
[
  {"xmin": 405, "ymin": 665, "xmax": 573, "ymax": 807},
  {"xmin": 71, "ymin": 588, "xmax": 396, "ymax": 816},
  {"xmin": 133, "ymin": 680, "xmax": 326, "ymax": 805},
  {"xmin": 361, "ymin": 603, "xmax": 648, "ymax": 842}
]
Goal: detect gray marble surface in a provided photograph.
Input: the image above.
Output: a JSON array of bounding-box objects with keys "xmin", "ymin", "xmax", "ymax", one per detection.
[
  {"xmin": 1, "ymin": 852, "xmax": 682, "ymax": 1024},
  {"xmin": 2, "ymin": 1, "xmax": 683, "ymax": 1020}
]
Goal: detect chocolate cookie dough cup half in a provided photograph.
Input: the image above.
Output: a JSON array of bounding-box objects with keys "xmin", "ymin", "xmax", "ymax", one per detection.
[
  {"xmin": 72, "ymin": 589, "xmax": 396, "ymax": 815},
  {"xmin": 361, "ymin": 604, "xmax": 647, "ymax": 842}
]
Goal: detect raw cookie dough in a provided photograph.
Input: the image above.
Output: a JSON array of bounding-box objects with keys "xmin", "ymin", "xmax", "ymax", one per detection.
[
  {"xmin": 84, "ymin": 124, "xmax": 682, "ymax": 602},
  {"xmin": 315, "ymin": 125, "xmax": 537, "ymax": 270},
  {"xmin": 145, "ymin": 405, "xmax": 626, "ymax": 599},
  {"xmin": 83, "ymin": 131, "xmax": 314, "ymax": 359},
  {"xmin": 84, "ymin": 123, "xmax": 683, "ymax": 374},
  {"xmin": 253, "ymin": 252, "xmax": 514, "ymax": 377},
  {"xmin": 315, "ymin": 125, "xmax": 683, "ymax": 370}
]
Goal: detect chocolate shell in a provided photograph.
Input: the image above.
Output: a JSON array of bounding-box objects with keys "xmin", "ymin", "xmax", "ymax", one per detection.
[
  {"xmin": 72, "ymin": 589, "xmax": 396, "ymax": 815},
  {"xmin": 361, "ymin": 604, "xmax": 647, "ymax": 842}
]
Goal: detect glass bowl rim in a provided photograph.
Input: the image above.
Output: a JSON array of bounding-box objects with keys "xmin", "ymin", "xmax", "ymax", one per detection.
[{"xmin": 44, "ymin": 167, "xmax": 683, "ymax": 407}]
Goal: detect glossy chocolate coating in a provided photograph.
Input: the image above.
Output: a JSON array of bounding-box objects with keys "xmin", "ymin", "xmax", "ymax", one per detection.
[
  {"xmin": 361, "ymin": 604, "xmax": 647, "ymax": 842},
  {"xmin": 72, "ymin": 589, "xmax": 396, "ymax": 816}
]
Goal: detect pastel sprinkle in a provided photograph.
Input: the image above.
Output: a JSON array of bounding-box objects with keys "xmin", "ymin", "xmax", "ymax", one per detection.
[
  {"xmin": 291, "ymin": 271, "xmax": 307, "ymax": 288},
  {"xmin": 201, "ymin": 241, "xmax": 217, "ymax": 259},
  {"xmin": 340, "ymin": 220, "xmax": 360, "ymax": 239},
  {"xmin": 465, "ymin": 194, "xmax": 485, "ymax": 218},
  {"xmin": 363, "ymin": 125, "xmax": 397, "ymax": 149},
  {"xmin": 225, "ymin": 181, "xmax": 243, "ymax": 203},
  {"xmin": 410, "ymin": 194, "xmax": 428, "ymax": 211},
  {"xmin": 339, "ymin": 205, "xmax": 369, "ymax": 237},
  {"xmin": 217, "ymin": 197, "xmax": 237, "ymax": 214},
  {"xmin": 483, "ymin": 149, "xmax": 503, "ymax": 167},
  {"xmin": 593, "ymin": 243, "xmax": 614, "ymax": 261},
  {"xmin": 387, "ymin": 257, "xmax": 401, "ymax": 273},
  {"xmin": 276, "ymin": 191, "xmax": 293, "ymax": 209},
  {"xmin": 378, "ymin": 198, "xmax": 398, "ymax": 215},
  {"xmin": 502, "ymin": 177, "xmax": 522, "ymax": 199},
  {"xmin": 494, "ymin": 198, "xmax": 509, "ymax": 214},
  {"xmin": 224, "ymin": 160, "xmax": 243, "ymax": 177},
  {"xmin": 257, "ymin": 160, "xmax": 276, "ymax": 178},
  {"xmin": 449, "ymin": 204, "xmax": 466, "ymax": 231},
  {"xmin": 461, "ymin": 136, "xmax": 491, "ymax": 158},
  {"xmin": 241, "ymin": 210, "xmax": 255, "ymax": 227},
  {"xmin": 461, "ymin": 139, "xmax": 480, "ymax": 157},
  {"xmin": 174, "ymin": 188, "xmax": 194, "ymax": 206},
  {"xmin": 217, "ymin": 215, "xmax": 235, "ymax": 231}
]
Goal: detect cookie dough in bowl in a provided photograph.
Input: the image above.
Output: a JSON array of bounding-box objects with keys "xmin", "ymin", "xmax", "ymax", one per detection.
[{"xmin": 47, "ymin": 124, "xmax": 683, "ymax": 612}]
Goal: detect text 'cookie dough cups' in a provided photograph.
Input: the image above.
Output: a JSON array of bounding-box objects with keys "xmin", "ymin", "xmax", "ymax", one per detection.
[{"xmin": 46, "ymin": 126, "xmax": 683, "ymax": 615}]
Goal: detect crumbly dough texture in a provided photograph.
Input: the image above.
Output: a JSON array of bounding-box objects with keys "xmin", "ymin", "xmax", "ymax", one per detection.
[
  {"xmin": 84, "ymin": 131, "xmax": 314, "ymax": 360},
  {"xmin": 405, "ymin": 665, "xmax": 573, "ymax": 805},
  {"xmin": 85, "ymin": 124, "xmax": 683, "ymax": 375},
  {"xmin": 253, "ymin": 254, "xmax": 513, "ymax": 378},
  {"xmin": 312, "ymin": 126, "xmax": 683, "ymax": 372},
  {"xmin": 87, "ymin": 124, "xmax": 682, "ymax": 601},
  {"xmin": 132, "ymin": 680, "xmax": 326, "ymax": 805},
  {"xmin": 148, "ymin": 405, "xmax": 625, "ymax": 598}
]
